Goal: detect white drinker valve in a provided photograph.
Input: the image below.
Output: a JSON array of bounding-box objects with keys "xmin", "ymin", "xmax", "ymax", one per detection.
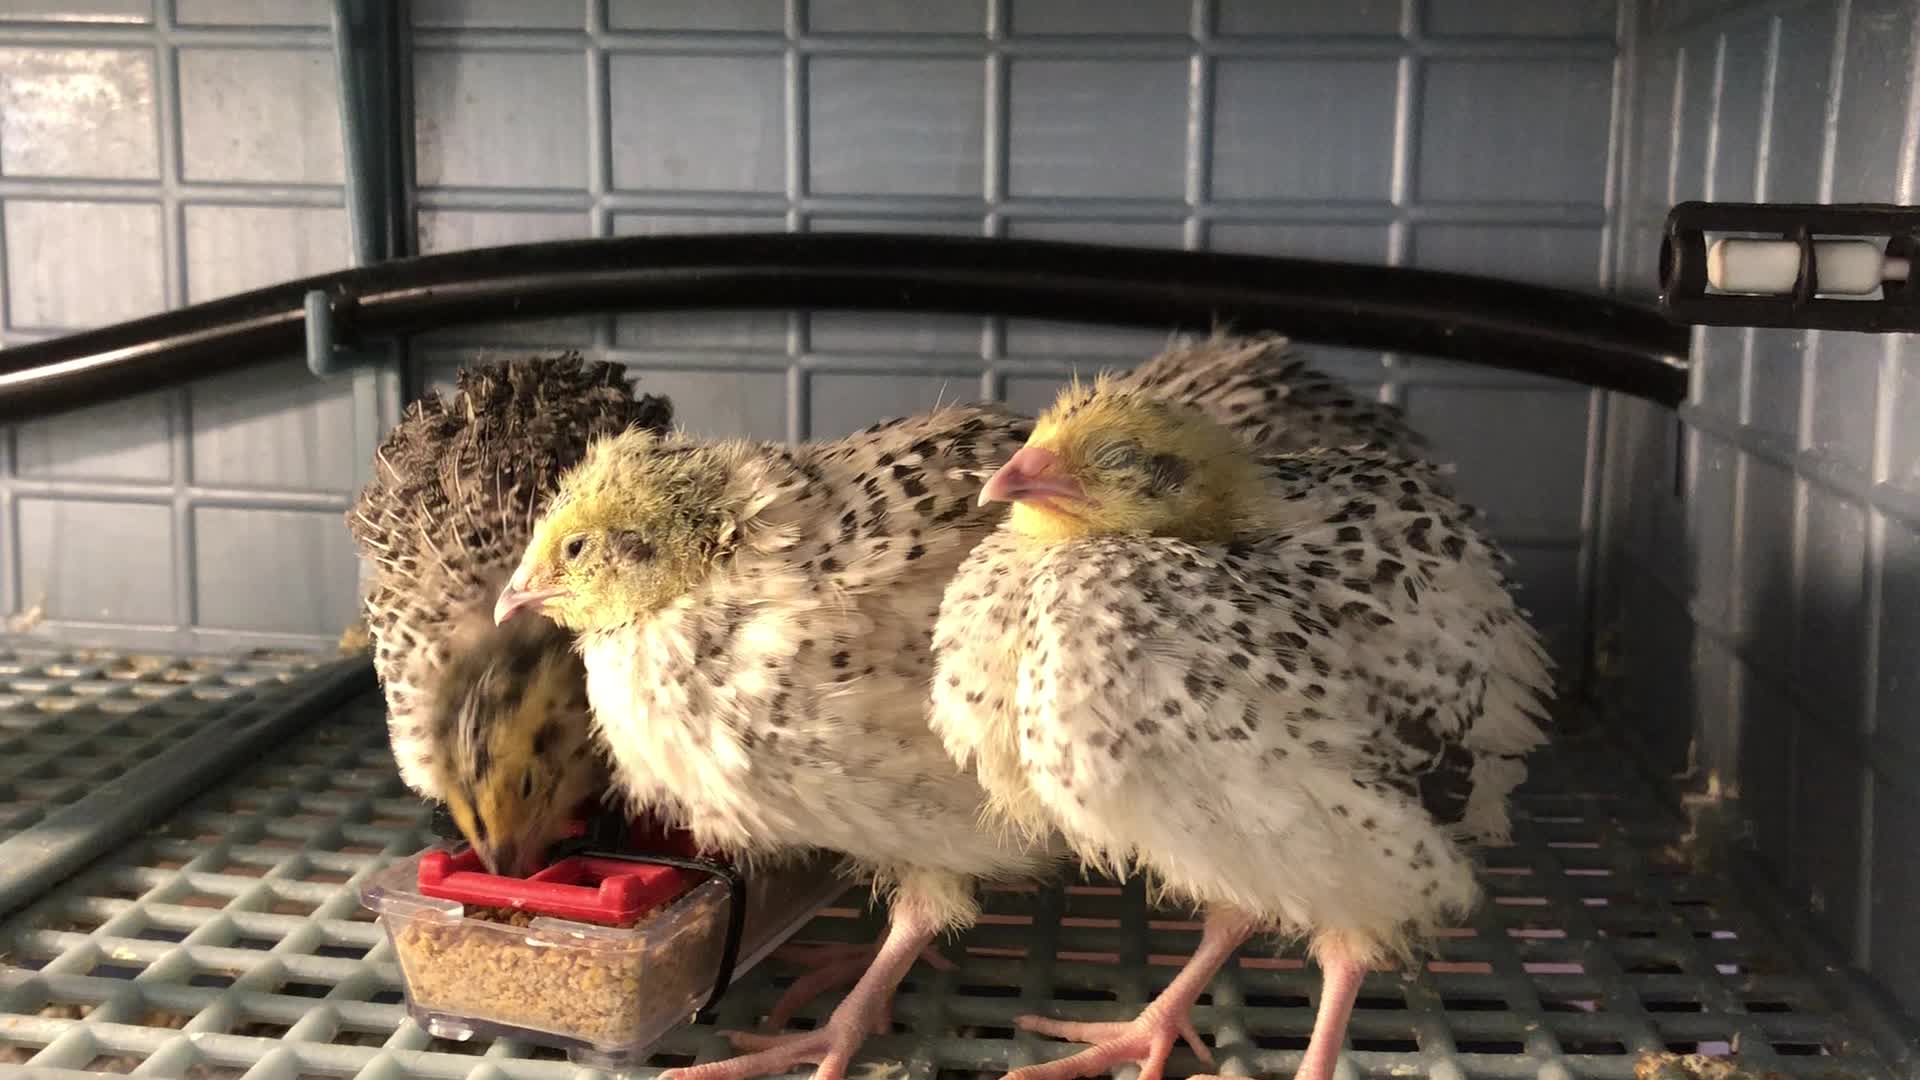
[{"xmin": 1706, "ymin": 237, "xmax": 1913, "ymax": 296}]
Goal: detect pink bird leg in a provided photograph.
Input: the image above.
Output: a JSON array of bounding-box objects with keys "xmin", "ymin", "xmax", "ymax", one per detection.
[
  {"xmin": 1000, "ymin": 908, "xmax": 1258, "ymax": 1080},
  {"xmin": 661, "ymin": 898, "xmax": 943, "ymax": 1080},
  {"xmin": 763, "ymin": 937, "xmax": 954, "ymax": 1032},
  {"xmin": 1186, "ymin": 935, "xmax": 1368, "ymax": 1080},
  {"xmin": 1285, "ymin": 939, "xmax": 1367, "ymax": 1080}
]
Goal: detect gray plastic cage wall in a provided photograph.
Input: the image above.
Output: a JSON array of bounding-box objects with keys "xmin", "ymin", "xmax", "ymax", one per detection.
[{"xmin": 0, "ymin": 0, "xmax": 1917, "ymax": 1078}]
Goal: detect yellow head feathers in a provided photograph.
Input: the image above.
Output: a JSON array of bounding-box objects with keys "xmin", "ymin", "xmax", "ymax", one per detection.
[
  {"xmin": 495, "ymin": 426, "xmax": 740, "ymax": 633},
  {"xmin": 980, "ymin": 374, "xmax": 1264, "ymax": 544},
  {"xmin": 431, "ymin": 615, "xmax": 606, "ymax": 878}
]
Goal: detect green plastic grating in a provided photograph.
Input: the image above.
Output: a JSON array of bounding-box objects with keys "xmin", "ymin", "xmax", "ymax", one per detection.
[
  {"xmin": 0, "ymin": 652, "xmax": 1906, "ymax": 1080},
  {"xmin": 0, "ymin": 645, "xmax": 319, "ymax": 841},
  {"xmin": 0, "ymin": 639, "xmax": 372, "ymax": 921}
]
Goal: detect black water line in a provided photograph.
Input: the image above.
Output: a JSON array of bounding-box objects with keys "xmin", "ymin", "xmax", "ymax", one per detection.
[{"xmin": 0, "ymin": 232, "xmax": 1691, "ymax": 424}]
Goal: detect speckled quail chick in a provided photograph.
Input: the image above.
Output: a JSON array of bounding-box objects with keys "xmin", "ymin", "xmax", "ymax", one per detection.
[
  {"xmin": 494, "ymin": 401, "xmax": 1057, "ymax": 1080},
  {"xmin": 930, "ymin": 379, "xmax": 1554, "ymax": 1080},
  {"xmin": 346, "ymin": 352, "xmax": 674, "ymax": 876},
  {"xmin": 392, "ymin": 333, "xmax": 1408, "ymax": 890},
  {"xmin": 489, "ymin": 334, "xmax": 1426, "ymax": 1080}
]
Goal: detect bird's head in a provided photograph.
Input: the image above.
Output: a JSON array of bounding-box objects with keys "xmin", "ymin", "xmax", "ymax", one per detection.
[
  {"xmin": 981, "ymin": 376, "xmax": 1264, "ymax": 543},
  {"xmin": 433, "ymin": 615, "xmax": 609, "ymax": 877},
  {"xmin": 494, "ymin": 428, "xmax": 737, "ymax": 633}
]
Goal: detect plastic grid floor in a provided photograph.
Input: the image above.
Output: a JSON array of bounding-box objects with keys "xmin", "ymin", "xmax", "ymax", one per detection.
[
  {"xmin": 0, "ymin": 643, "xmax": 334, "ymax": 848},
  {"xmin": 0, "ymin": 666, "xmax": 1900, "ymax": 1080},
  {"xmin": 0, "ymin": 639, "xmax": 371, "ymax": 927}
]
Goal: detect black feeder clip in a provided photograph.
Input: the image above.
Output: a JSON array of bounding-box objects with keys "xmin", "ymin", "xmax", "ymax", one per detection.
[
  {"xmin": 1659, "ymin": 200, "xmax": 1920, "ymax": 332},
  {"xmin": 428, "ymin": 802, "xmax": 462, "ymax": 842}
]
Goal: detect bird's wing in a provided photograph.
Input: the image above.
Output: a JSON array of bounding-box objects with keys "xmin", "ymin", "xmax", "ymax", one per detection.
[
  {"xmin": 1000, "ymin": 528, "xmax": 1508, "ymax": 935},
  {"xmin": 1110, "ymin": 333, "xmax": 1428, "ymax": 457},
  {"xmin": 348, "ymin": 352, "xmax": 673, "ymax": 575},
  {"xmin": 736, "ymin": 401, "xmax": 1034, "ymax": 598},
  {"xmin": 347, "ymin": 352, "xmax": 673, "ymax": 797},
  {"xmin": 1252, "ymin": 447, "xmax": 1554, "ymax": 756}
]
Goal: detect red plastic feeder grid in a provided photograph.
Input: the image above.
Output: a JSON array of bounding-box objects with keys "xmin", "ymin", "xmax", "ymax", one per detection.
[{"xmin": 417, "ymin": 817, "xmax": 713, "ymax": 926}]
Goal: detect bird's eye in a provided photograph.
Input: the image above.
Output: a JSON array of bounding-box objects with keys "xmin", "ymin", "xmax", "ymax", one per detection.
[
  {"xmin": 1090, "ymin": 441, "xmax": 1139, "ymax": 470},
  {"xmin": 1146, "ymin": 452, "xmax": 1191, "ymax": 494},
  {"xmin": 612, "ymin": 530, "xmax": 656, "ymax": 562},
  {"xmin": 562, "ymin": 535, "xmax": 588, "ymax": 561}
]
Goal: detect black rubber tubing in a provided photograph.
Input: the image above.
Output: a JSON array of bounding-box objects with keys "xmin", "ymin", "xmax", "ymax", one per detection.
[{"xmin": 0, "ymin": 231, "xmax": 1690, "ymax": 424}]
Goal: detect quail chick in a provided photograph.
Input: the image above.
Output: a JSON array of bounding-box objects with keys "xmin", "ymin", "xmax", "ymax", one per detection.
[
  {"xmin": 492, "ymin": 336, "xmax": 1423, "ymax": 1080},
  {"xmin": 406, "ymin": 334, "xmax": 1406, "ymax": 889},
  {"xmin": 346, "ymin": 352, "xmax": 673, "ymax": 875},
  {"xmin": 495, "ymin": 402, "xmax": 1056, "ymax": 1080},
  {"xmin": 930, "ymin": 380, "xmax": 1554, "ymax": 1080}
]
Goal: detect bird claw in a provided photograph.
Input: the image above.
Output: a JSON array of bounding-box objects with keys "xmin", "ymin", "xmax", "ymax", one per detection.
[
  {"xmin": 1003, "ymin": 1010, "xmax": 1213, "ymax": 1080},
  {"xmin": 660, "ymin": 1015, "xmax": 884, "ymax": 1080},
  {"xmin": 766, "ymin": 946, "xmax": 886, "ymax": 1031},
  {"xmin": 764, "ymin": 942, "xmax": 953, "ymax": 1031},
  {"xmin": 661, "ymin": 940, "xmax": 951, "ymax": 1080}
]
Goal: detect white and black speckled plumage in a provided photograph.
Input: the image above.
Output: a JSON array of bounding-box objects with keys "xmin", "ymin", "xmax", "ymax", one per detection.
[
  {"xmin": 509, "ymin": 336, "xmax": 1441, "ymax": 1080},
  {"xmin": 538, "ymin": 335, "xmax": 1419, "ymax": 925},
  {"xmin": 346, "ymin": 352, "xmax": 673, "ymax": 801},
  {"xmin": 932, "ymin": 444, "xmax": 1555, "ymax": 964},
  {"xmin": 1119, "ymin": 333, "xmax": 1426, "ymax": 458},
  {"xmin": 567, "ymin": 402, "xmax": 1061, "ymax": 923}
]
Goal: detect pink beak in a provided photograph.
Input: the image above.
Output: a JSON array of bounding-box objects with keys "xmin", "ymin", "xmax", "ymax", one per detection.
[
  {"xmin": 978, "ymin": 446, "xmax": 1087, "ymax": 507},
  {"xmin": 494, "ymin": 568, "xmax": 562, "ymax": 626}
]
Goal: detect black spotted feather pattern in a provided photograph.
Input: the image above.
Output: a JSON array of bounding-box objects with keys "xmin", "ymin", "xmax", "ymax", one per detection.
[
  {"xmin": 932, "ymin": 448, "xmax": 1554, "ymax": 960},
  {"xmin": 568, "ymin": 340, "xmax": 1405, "ymax": 927},
  {"xmin": 1122, "ymin": 334, "xmax": 1425, "ymax": 457},
  {"xmin": 574, "ymin": 403, "xmax": 1056, "ymax": 926},
  {"xmin": 347, "ymin": 352, "xmax": 673, "ymax": 797}
]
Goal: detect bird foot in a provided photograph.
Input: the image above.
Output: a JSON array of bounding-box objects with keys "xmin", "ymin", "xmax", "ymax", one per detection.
[
  {"xmin": 1003, "ymin": 1008, "xmax": 1213, "ymax": 1080},
  {"xmin": 764, "ymin": 941, "xmax": 952, "ymax": 1031},
  {"xmin": 665, "ymin": 912, "xmax": 948, "ymax": 1080},
  {"xmin": 660, "ymin": 994, "xmax": 893, "ymax": 1080}
]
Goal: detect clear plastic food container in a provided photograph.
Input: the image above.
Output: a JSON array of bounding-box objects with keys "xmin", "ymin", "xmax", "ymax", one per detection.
[{"xmin": 358, "ymin": 817, "xmax": 847, "ymax": 1070}]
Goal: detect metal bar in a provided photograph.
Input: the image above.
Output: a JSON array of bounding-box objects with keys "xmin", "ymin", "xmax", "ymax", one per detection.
[
  {"xmin": 317, "ymin": 0, "xmax": 403, "ymax": 380},
  {"xmin": 0, "ymin": 232, "xmax": 1691, "ymax": 425},
  {"xmin": 329, "ymin": 0, "xmax": 383, "ymax": 270}
]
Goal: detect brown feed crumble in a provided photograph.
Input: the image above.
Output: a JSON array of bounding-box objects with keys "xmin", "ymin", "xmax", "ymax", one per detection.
[{"xmin": 390, "ymin": 858, "xmax": 835, "ymax": 1049}]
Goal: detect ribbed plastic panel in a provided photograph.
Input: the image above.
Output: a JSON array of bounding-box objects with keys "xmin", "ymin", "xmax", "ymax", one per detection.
[
  {"xmin": 0, "ymin": 0, "xmax": 1613, "ymax": 673},
  {"xmin": 0, "ymin": 657, "xmax": 1897, "ymax": 1080},
  {"xmin": 1601, "ymin": 0, "xmax": 1920, "ymax": 1025}
]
